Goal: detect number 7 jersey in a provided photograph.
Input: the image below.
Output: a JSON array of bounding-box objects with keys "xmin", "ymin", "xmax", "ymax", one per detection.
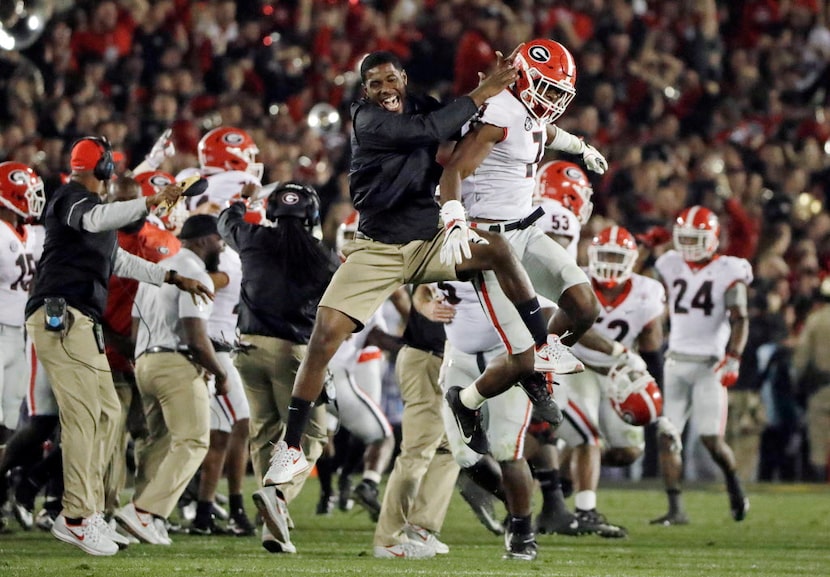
[{"xmin": 655, "ymin": 250, "xmax": 753, "ymax": 358}]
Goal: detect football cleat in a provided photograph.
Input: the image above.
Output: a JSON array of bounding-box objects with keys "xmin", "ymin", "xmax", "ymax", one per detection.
[
  {"xmin": 338, "ymin": 477, "xmax": 354, "ymax": 512},
  {"xmin": 518, "ymin": 372, "xmax": 563, "ymax": 426},
  {"xmin": 262, "ymin": 441, "xmax": 310, "ymax": 486},
  {"xmin": 534, "ymin": 334, "xmax": 584, "ymax": 375},
  {"xmin": 574, "ymin": 508, "xmax": 627, "ymax": 538},
  {"xmin": 457, "ymin": 472, "xmax": 504, "ymax": 536},
  {"xmin": 503, "ymin": 530, "xmax": 538, "ymax": 561},
  {"xmin": 534, "ymin": 506, "xmax": 584, "ymax": 536},
  {"xmin": 316, "ymin": 494, "xmax": 335, "ymax": 516},
  {"xmin": 650, "ymin": 510, "xmax": 690, "ymax": 526},
  {"xmin": 228, "ymin": 509, "xmax": 256, "ymax": 536},
  {"xmin": 11, "ymin": 500, "xmax": 34, "ymax": 531},
  {"xmin": 445, "ymin": 386, "xmax": 489, "ymax": 454},
  {"xmin": 353, "ymin": 480, "xmax": 381, "ymax": 522},
  {"xmin": 729, "ymin": 491, "xmax": 749, "ymax": 522}
]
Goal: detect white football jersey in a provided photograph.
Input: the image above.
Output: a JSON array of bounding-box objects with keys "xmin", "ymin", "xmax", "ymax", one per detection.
[
  {"xmin": 175, "ymin": 167, "xmax": 261, "ymax": 211},
  {"xmin": 655, "ymin": 250, "xmax": 753, "ymax": 358},
  {"xmin": 330, "ymin": 309, "xmax": 388, "ymax": 371},
  {"xmin": 0, "ymin": 222, "xmax": 41, "ymax": 326},
  {"xmin": 208, "ymin": 247, "xmax": 242, "ymax": 343},
  {"xmin": 572, "ymin": 273, "xmax": 666, "ymax": 369},
  {"xmin": 535, "ymin": 199, "xmax": 580, "ymax": 259},
  {"xmin": 461, "ymin": 90, "xmax": 546, "ymax": 221},
  {"xmin": 436, "ymin": 281, "xmax": 502, "ymax": 355}
]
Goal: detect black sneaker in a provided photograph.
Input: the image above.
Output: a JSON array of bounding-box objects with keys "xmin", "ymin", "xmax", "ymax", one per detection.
[
  {"xmin": 650, "ymin": 510, "xmax": 690, "ymax": 526},
  {"xmin": 503, "ymin": 530, "xmax": 537, "ymax": 561},
  {"xmin": 729, "ymin": 491, "xmax": 749, "ymax": 522},
  {"xmin": 534, "ymin": 506, "xmax": 583, "ymax": 536},
  {"xmin": 228, "ymin": 509, "xmax": 256, "ymax": 536},
  {"xmin": 352, "ymin": 480, "xmax": 381, "ymax": 522},
  {"xmin": 457, "ymin": 473, "xmax": 504, "ymax": 536},
  {"xmin": 445, "ymin": 386, "xmax": 489, "ymax": 454},
  {"xmin": 518, "ymin": 373, "xmax": 562, "ymax": 426},
  {"xmin": 189, "ymin": 518, "xmax": 231, "ymax": 536},
  {"xmin": 574, "ymin": 508, "xmax": 627, "ymax": 538}
]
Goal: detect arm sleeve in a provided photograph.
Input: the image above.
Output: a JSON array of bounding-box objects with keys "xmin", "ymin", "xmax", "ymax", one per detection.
[
  {"xmin": 217, "ymin": 202, "xmax": 250, "ymax": 253},
  {"xmin": 81, "ymin": 197, "xmax": 149, "ymax": 233},
  {"xmin": 354, "ymin": 97, "xmax": 479, "ymax": 150},
  {"xmin": 113, "ymin": 247, "xmax": 166, "ymax": 286}
]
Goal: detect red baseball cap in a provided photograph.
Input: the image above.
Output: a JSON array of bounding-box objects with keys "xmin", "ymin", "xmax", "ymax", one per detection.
[{"xmin": 70, "ymin": 139, "xmax": 105, "ymax": 172}]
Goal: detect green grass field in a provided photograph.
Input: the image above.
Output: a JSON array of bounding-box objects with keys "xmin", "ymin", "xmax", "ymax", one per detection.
[{"xmin": 2, "ymin": 479, "xmax": 829, "ymax": 577}]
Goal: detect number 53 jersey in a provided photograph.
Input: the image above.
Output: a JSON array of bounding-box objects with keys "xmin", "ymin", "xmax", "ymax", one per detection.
[
  {"xmin": 0, "ymin": 221, "xmax": 42, "ymax": 326},
  {"xmin": 655, "ymin": 250, "xmax": 753, "ymax": 359}
]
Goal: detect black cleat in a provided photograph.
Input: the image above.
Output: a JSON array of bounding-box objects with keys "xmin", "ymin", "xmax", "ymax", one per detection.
[
  {"xmin": 534, "ymin": 506, "xmax": 584, "ymax": 536},
  {"xmin": 316, "ymin": 494, "xmax": 335, "ymax": 516},
  {"xmin": 337, "ymin": 478, "xmax": 354, "ymax": 512},
  {"xmin": 574, "ymin": 508, "xmax": 627, "ymax": 538},
  {"xmin": 352, "ymin": 480, "xmax": 381, "ymax": 522},
  {"xmin": 503, "ymin": 531, "xmax": 537, "ymax": 561},
  {"xmin": 457, "ymin": 473, "xmax": 504, "ymax": 536},
  {"xmin": 445, "ymin": 386, "xmax": 489, "ymax": 454},
  {"xmin": 228, "ymin": 509, "xmax": 256, "ymax": 536},
  {"xmin": 518, "ymin": 373, "xmax": 562, "ymax": 427},
  {"xmin": 730, "ymin": 493, "xmax": 749, "ymax": 522},
  {"xmin": 650, "ymin": 510, "xmax": 689, "ymax": 526}
]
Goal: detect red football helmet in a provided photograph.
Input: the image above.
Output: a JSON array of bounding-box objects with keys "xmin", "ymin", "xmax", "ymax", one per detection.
[
  {"xmin": 513, "ymin": 39, "xmax": 577, "ymax": 123},
  {"xmin": 673, "ymin": 205, "xmax": 719, "ymax": 262},
  {"xmin": 197, "ymin": 127, "xmax": 263, "ymax": 180},
  {"xmin": 535, "ymin": 161, "xmax": 593, "ymax": 224},
  {"xmin": 0, "ymin": 161, "xmax": 45, "ymax": 218},
  {"xmin": 134, "ymin": 170, "xmax": 187, "ymax": 231},
  {"xmin": 607, "ymin": 363, "xmax": 663, "ymax": 426},
  {"xmin": 588, "ymin": 226, "xmax": 638, "ymax": 287}
]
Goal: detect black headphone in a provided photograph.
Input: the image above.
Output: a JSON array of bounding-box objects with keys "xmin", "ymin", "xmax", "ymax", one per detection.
[{"xmin": 72, "ymin": 136, "xmax": 115, "ymax": 181}]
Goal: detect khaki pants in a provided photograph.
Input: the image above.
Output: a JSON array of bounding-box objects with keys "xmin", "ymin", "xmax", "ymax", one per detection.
[
  {"xmin": 235, "ymin": 334, "xmax": 327, "ymax": 503},
  {"xmin": 133, "ymin": 352, "xmax": 210, "ymax": 518},
  {"xmin": 374, "ymin": 346, "xmax": 459, "ymax": 547},
  {"xmin": 725, "ymin": 390, "xmax": 767, "ymax": 483},
  {"xmin": 27, "ymin": 306, "xmax": 120, "ymax": 519},
  {"xmin": 103, "ymin": 376, "xmax": 132, "ymax": 514},
  {"xmin": 807, "ymin": 386, "xmax": 830, "ymax": 472}
]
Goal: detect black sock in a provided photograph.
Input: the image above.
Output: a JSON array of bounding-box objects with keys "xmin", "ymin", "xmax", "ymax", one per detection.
[
  {"xmin": 509, "ymin": 514, "xmax": 532, "ymax": 535},
  {"xmin": 195, "ymin": 501, "xmax": 213, "ymax": 525},
  {"xmin": 284, "ymin": 397, "xmax": 314, "ymax": 448},
  {"xmin": 725, "ymin": 470, "xmax": 742, "ymax": 495},
  {"xmin": 536, "ymin": 468, "xmax": 567, "ymax": 513},
  {"xmin": 465, "ymin": 458, "xmax": 506, "ymax": 503},
  {"xmin": 229, "ymin": 493, "xmax": 244, "ymax": 513},
  {"xmin": 667, "ymin": 488, "xmax": 683, "ymax": 513},
  {"xmin": 516, "ymin": 298, "xmax": 548, "ymax": 347},
  {"xmin": 65, "ymin": 517, "xmax": 83, "ymax": 525}
]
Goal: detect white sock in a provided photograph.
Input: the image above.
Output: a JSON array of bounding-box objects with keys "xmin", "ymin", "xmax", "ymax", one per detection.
[
  {"xmin": 459, "ymin": 385, "xmax": 487, "ymax": 410},
  {"xmin": 362, "ymin": 470, "xmax": 381, "ymax": 484},
  {"xmin": 575, "ymin": 490, "xmax": 596, "ymax": 511}
]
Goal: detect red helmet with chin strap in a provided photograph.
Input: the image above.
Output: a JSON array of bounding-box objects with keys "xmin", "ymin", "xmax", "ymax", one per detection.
[
  {"xmin": 535, "ymin": 161, "xmax": 593, "ymax": 224},
  {"xmin": 588, "ymin": 226, "xmax": 638, "ymax": 287},
  {"xmin": 512, "ymin": 39, "xmax": 577, "ymax": 123},
  {"xmin": 197, "ymin": 127, "xmax": 263, "ymax": 180},
  {"xmin": 673, "ymin": 205, "xmax": 720, "ymax": 262}
]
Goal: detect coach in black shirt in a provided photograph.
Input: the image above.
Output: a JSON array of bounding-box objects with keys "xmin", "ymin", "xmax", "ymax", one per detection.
[{"xmin": 25, "ymin": 137, "xmax": 211, "ymax": 556}]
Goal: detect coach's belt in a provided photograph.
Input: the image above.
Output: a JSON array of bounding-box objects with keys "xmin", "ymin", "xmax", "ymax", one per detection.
[
  {"xmin": 470, "ymin": 206, "xmax": 545, "ymax": 233},
  {"xmin": 138, "ymin": 346, "xmax": 189, "ymax": 358},
  {"xmin": 353, "ymin": 231, "xmax": 374, "ymax": 241}
]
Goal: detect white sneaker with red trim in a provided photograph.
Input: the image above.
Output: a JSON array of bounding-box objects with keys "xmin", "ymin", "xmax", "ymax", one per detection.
[{"xmin": 51, "ymin": 514, "xmax": 119, "ymax": 556}]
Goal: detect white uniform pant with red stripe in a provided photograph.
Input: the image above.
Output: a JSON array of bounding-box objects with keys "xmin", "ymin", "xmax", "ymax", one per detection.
[
  {"xmin": 209, "ymin": 351, "xmax": 250, "ymax": 433},
  {"xmin": 0, "ymin": 323, "xmax": 26, "ymax": 429},
  {"xmin": 439, "ymin": 342, "xmax": 532, "ymax": 466}
]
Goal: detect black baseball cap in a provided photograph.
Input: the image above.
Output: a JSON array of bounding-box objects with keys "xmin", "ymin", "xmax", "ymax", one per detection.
[{"xmin": 179, "ymin": 214, "xmax": 219, "ymax": 240}]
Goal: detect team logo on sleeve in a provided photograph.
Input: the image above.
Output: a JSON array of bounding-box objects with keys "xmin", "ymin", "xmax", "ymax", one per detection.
[{"xmin": 525, "ymin": 117, "xmax": 532, "ymax": 131}]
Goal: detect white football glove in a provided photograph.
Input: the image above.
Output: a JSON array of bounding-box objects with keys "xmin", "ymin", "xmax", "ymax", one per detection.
[
  {"xmin": 145, "ymin": 128, "xmax": 176, "ymax": 169},
  {"xmin": 582, "ymin": 143, "xmax": 607, "ymax": 175},
  {"xmin": 440, "ymin": 200, "xmax": 482, "ymax": 266},
  {"xmin": 714, "ymin": 353, "xmax": 741, "ymax": 388},
  {"xmin": 611, "ymin": 342, "xmax": 647, "ymax": 373}
]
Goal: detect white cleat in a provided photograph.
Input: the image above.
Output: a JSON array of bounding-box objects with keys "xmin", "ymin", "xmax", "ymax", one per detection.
[{"xmin": 534, "ymin": 333, "xmax": 584, "ymax": 375}]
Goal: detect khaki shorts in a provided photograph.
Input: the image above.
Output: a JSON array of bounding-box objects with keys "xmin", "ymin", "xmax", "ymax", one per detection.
[{"xmin": 320, "ymin": 228, "xmax": 456, "ymax": 327}]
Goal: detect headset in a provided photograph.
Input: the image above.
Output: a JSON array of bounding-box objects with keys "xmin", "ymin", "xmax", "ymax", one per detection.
[
  {"xmin": 71, "ymin": 136, "xmax": 115, "ymax": 181},
  {"xmin": 266, "ymin": 182, "xmax": 320, "ymax": 231}
]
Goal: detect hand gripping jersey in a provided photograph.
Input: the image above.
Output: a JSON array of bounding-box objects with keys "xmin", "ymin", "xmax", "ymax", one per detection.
[
  {"xmin": 534, "ymin": 198, "xmax": 580, "ymax": 259},
  {"xmin": 571, "ymin": 272, "xmax": 666, "ymax": 369},
  {"xmin": 461, "ymin": 90, "xmax": 547, "ymax": 221},
  {"xmin": 655, "ymin": 250, "xmax": 753, "ymax": 358},
  {"xmin": 0, "ymin": 222, "xmax": 42, "ymax": 326}
]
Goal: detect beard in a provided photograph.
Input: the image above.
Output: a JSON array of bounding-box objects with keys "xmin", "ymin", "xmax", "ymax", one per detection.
[{"xmin": 204, "ymin": 250, "xmax": 221, "ymax": 273}]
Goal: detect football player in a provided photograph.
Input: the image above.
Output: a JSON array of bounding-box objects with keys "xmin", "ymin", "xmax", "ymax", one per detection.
[
  {"xmin": 533, "ymin": 160, "xmax": 594, "ymax": 258},
  {"xmin": 652, "ymin": 206, "xmax": 752, "ymax": 524},
  {"xmin": 439, "ymin": 39, "xmax": 606, "ymax": 460},
  {"xmin": 550, "ymin": 226, "xmax": 673, "ymax": 537}
]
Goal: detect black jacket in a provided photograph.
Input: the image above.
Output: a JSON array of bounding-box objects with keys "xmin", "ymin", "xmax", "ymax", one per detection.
[
  {"xmin": 349, "ymin": 93, "xmax": 478, "ymax": 244},
  {"xmin": 217, "ymin": 203, "xmax": 339, "ymax": 343}
]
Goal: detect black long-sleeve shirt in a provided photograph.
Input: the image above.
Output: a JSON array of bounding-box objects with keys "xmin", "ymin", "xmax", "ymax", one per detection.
[
  {"xmin": 217, "ymin": 203, "xmax": 339, "ymax": 343},
  {"xmin": 349, "ymin": 93, "xmax": 479, "ymax": 244}
]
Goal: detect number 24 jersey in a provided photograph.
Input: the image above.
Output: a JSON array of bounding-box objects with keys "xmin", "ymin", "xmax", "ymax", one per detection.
[{"xmin": 655, "ymin": 250, "xmax": 752, "ymax": 358}]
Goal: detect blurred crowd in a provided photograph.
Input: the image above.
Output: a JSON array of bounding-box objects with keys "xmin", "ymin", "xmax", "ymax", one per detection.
[{"xmin": 2, "ymin": 0, "xmax": 830, "ymax": 486}]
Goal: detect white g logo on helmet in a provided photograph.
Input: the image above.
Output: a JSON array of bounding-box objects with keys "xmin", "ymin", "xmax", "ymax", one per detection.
[{"xmin": 528, "ymin": 45, "xmax": 551, "ymax": 63}]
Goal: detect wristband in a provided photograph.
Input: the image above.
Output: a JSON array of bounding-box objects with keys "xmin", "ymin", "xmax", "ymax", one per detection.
[{"xmin": 166, "ymin": 269, "xmax": 178, "ymax": 284}]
